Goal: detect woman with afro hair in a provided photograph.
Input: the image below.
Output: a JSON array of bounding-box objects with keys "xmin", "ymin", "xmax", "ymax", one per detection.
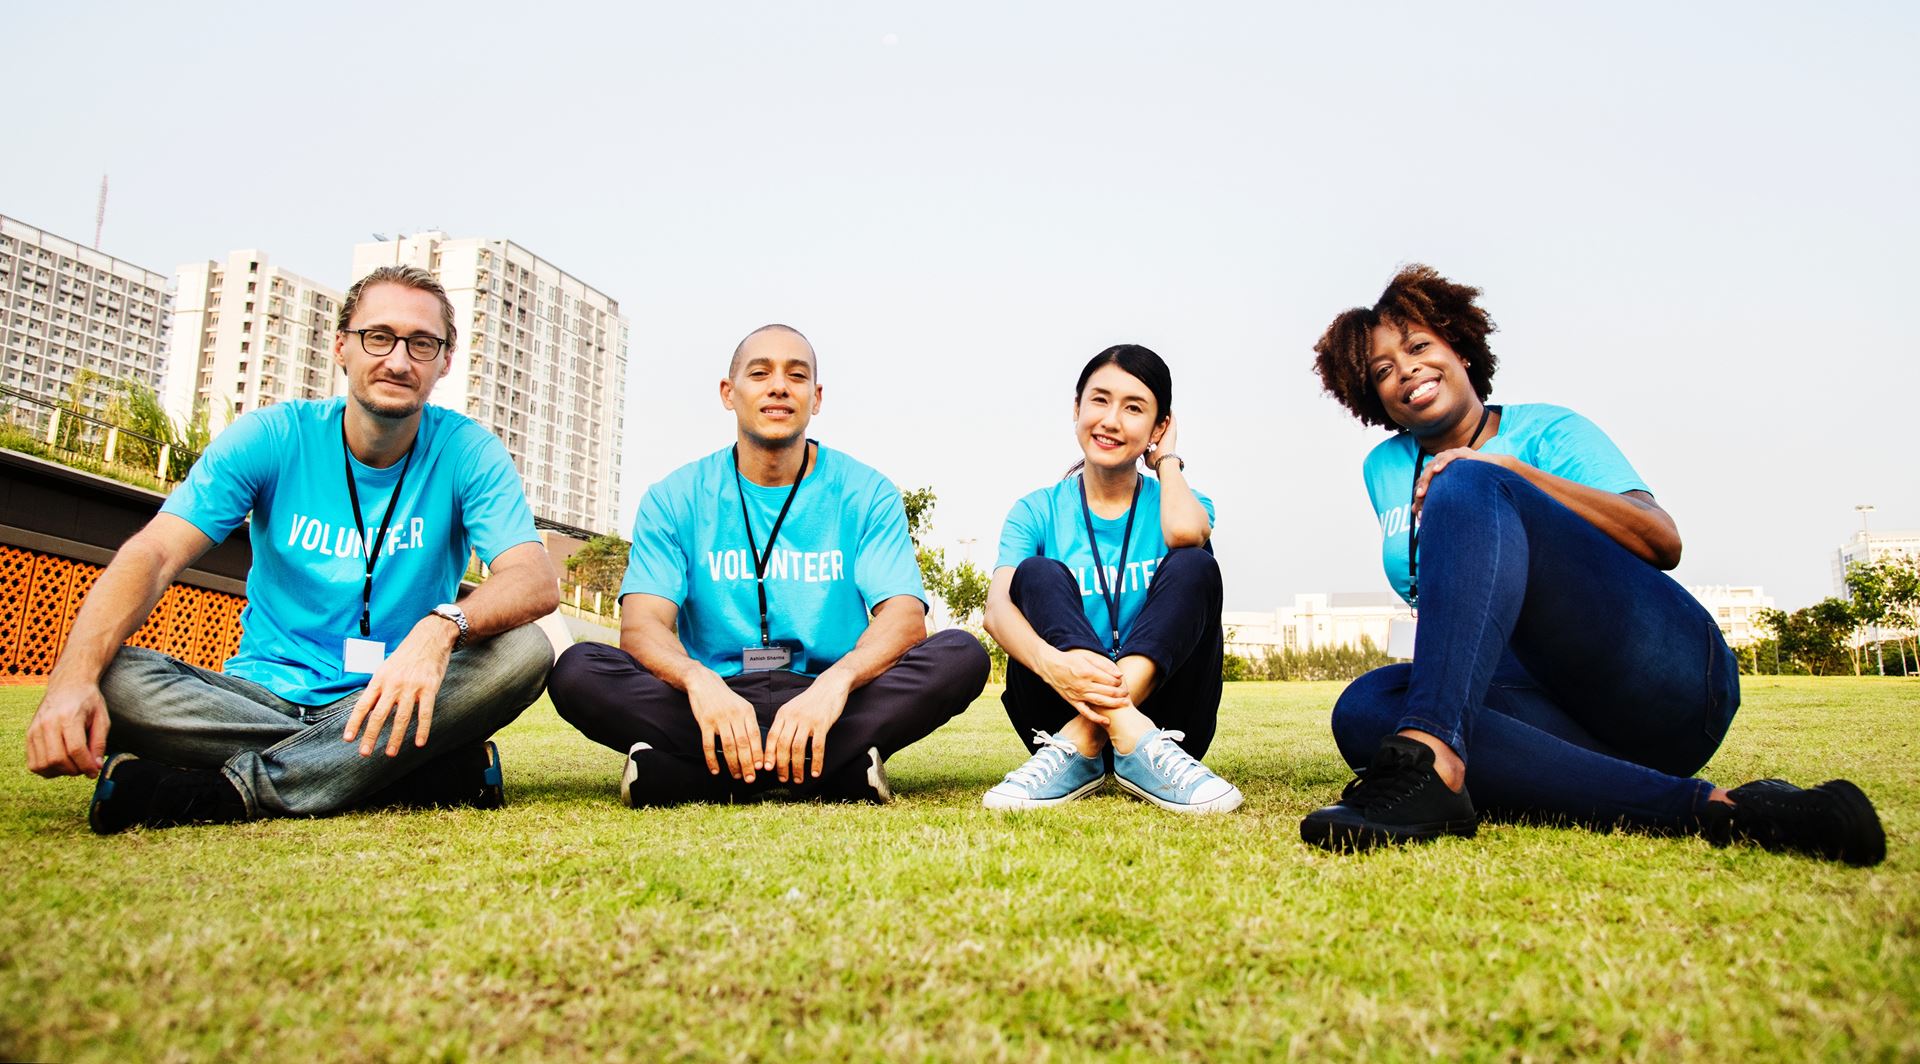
[{"xmin": 1298, "ymin": 264, "xmax": 1884, "ymax": 864}]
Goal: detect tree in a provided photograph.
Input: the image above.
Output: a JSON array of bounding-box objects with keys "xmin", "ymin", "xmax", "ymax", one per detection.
[
  {"xmin": 901, "ymin": 486, "xmax": 951, "ymax": 605},
  {"xmin": 565, "ymin": 534, "xmax": 630, "ymax": 598},
  {"xmin": 1845, "ymin": 560, "xmax": 1893, "ymax": 675},
  {"xmin": 942, "ymin": 560, "xmax": 990, "ymax": 626},
  {"xmin": 1756, "ymin": 600, "xmax": 1859, "ymax": 676}
]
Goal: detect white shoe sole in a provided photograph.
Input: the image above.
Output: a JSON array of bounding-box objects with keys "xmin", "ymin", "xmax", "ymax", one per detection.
[
  {"xmin": 620, "ymin": 742, "xmax": 650, "ymax": 808},
  {"xmin": 862, "ymin": 747, "xmax": 892, "ymax": 804},
  {"xmin": 1114, "ymin": 774, "xmax": 1244, "ymax": 814},
  {"xmin": 982, "ymin": 775, "xmax": 1106, "ymax": 810}
]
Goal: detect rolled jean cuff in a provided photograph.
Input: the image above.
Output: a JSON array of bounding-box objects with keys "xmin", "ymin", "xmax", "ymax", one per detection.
[
  {"xmin": 1685, "ymin": 777, "xmax": 1718, "ymax": 817},
  {"xmin": 219, "ymin": 763, "xmax": 260, "ymax": 819},
  {"xmin": 1394, "ymin": 715, "xmax": 1466, "ymax": 761}
]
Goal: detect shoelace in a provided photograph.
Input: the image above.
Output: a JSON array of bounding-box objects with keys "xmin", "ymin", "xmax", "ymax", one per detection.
[
  {"xmin": 1338, "ymin": 746, "xmax": 1426, "ymax": 811},
  {"xmin": 1141, "ymin": 731, "xmax": 1212, "ymax": 791},
  {"xmin": 1004, "ymin": 731, "xmax": 1083, "ymax": 789}
]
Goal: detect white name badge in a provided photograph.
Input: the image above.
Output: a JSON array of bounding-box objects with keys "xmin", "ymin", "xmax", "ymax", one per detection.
[
  {"xmin": 741, "ymin": 645, "xmax": 793, "ymax": 673},
  {"xmin": 1387, "ymin": 619, "xmax": 1417, "ymax": 661},
  {"xmin": 343, "ymin": 637, "xmax": 388, "ymax": 675}
]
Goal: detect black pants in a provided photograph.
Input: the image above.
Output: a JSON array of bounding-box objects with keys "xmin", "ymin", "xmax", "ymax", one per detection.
[
  {"xmin": 549, "ymin": 628, "xmax": 990, "ymax": 801},
  {"xmin": 1002, "ymin": 548, "xmax": 1224, "ymax": 758}
]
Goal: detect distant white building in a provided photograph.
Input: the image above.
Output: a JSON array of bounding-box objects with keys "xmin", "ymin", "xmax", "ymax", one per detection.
[
  {"xmin": 1225, "ymin": 592, "xmax": 1412, "ymax": 657},
  {"xmin": 0, "ymin": 213, "xmax": 171, "ymax": 415},
  {"xmin": 1833, "ymin": 529, "xmax": 1920, "ymax": 595},
  {"xmin": 1683, "ymin": 585, "xmax": 1775, "ymax": 646},
  {"xmin": 351, "ymin": 233, "xmax": 628, "ymax": 534},
  {"xmin": 167, "ymin": 251, "xmax": 343, "ymax": 429}
]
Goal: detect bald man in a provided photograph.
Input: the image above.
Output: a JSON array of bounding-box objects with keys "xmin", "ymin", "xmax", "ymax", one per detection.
[{"xmin": 548, "ymin": 324, "xmax": 989, "ymax": 805}]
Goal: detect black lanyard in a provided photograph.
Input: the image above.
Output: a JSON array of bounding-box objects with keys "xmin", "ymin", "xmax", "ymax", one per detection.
[
  {"xmin": 1408, "ymin": 404, "xmax": 1495, "ymax": 606},
  {"xmin": 732, "ymin": 441, "xmax": 813, "ymax": 647},
  {"xmin": 341, "ymin": 421, "xmax": 416, "ymax": 638},
  {"xmin": 1078, "ymin": 472, "xmax": 1142, "ymax": 658}
]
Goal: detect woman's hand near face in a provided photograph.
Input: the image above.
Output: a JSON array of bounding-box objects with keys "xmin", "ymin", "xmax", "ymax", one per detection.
[{"xmin": 1145, "ymin": 413, "xmax": 1178, "ymax": 472}]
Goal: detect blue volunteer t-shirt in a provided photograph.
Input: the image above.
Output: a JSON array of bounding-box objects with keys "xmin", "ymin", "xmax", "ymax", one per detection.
[
  {"xmin": 621, "ymin": 444, "xmax": 927, "ymax": 678},
  {"xmin": 1363, "ymin": 403, "xmax": 1650, "ymax": 604},
  {"xmin": 160, "ymin": 398, "xmax": 540, "ymax": 706},
  {"xmin": 995, "ymin": 475, "xmax": 1215, "ymax": 648}
]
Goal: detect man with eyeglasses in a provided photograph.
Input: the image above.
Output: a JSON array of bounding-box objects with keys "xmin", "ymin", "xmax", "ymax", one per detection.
[
  {"xmin": 547, "ymin": 323, "xmax": 990, "ymax": 806},
  {"xmin": 25, "ymin": 266, "xmax": 561, "ymax": 833}
]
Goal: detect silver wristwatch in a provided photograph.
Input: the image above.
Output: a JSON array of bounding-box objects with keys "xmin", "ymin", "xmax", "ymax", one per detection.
[{"xmin": 430, "ymin": 603, "xmax": 470, "ymax": 650}]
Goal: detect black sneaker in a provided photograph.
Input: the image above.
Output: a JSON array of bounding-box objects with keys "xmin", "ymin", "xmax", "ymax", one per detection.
[
  {"xmin": 360, "ymin": 741, "xmax": 505, "ymax": 811},
  {"xmin": 88, "ymin": 753, "xmax": 248, "ymax": 835},
  {"xmin": 1300, "ymin": 735, "xmax": 1478, "ymax": 851},
  {"xmin": 814, "ymin": 747, "xmax": 892, "ymax": 805},
  {"xmin": 1701, "ymin": 778, "xmax": 1886, "ymax": 866},
  {"xmin": 620, "ymin": 742, "xmax": 732, "ymax": 808}
]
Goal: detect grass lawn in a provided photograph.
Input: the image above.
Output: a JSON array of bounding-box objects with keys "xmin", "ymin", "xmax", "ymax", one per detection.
[{"xmin": 2, "ymin": 676, "xmax": 1915, "ymax": 1061}]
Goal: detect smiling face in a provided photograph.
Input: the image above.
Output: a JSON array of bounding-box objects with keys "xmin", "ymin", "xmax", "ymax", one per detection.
[
  {"xmin": 333, "ymin": 282, "xmax": 451, "ymax": 421},
  {"xmin": 720, "ymin": 327, "xmax": 820, "ymax": 448},
  {"xmin": 1074, "ymin": 363, "xmax": 1164, "ymax": 473},
  {"xmin": 1367, "ymin": 319, "xmax": 1481, "ymax": 436}
]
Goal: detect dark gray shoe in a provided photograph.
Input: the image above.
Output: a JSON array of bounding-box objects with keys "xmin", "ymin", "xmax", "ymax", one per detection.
[
  {"xmin": 89, "ymin": 753, "xmax": 247, "ymax": 835},
  {"xmin": 816, "ymin": 747, "xmax": 892, "ymax": 805},
  {"xmin": 1301, "ymin": 735, "xmax": 1477, "ymax": 851},
  {"xmin": 1701, "ymin": 778, "xmax": 1886, "ymax": 866}
]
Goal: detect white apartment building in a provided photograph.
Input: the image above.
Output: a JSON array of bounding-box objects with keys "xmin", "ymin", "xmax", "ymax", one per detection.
[
  {"xmin": 0, "ymin": 214, "xmax": 171, "ymax": 416},
  {"xmin": 1683, "ymin": 585, "xmax": 1775, "ymax": 646},
  {"xmin": 1225, "ymin": 592, "xmax": 1413, "ymax": 657},
  {"xmin": 166, "ymin": 251, "xmax": 343, "ymax": 429},
  {"xmin": 1833, "ymin": 529, "xmax": 1920, "ymax": 595},
  {"xmin": 351, "ymin": 233, "xmax": 627, "ymax": 534}
]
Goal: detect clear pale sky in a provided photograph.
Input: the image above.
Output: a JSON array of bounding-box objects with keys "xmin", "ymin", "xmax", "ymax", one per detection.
[{"xmin": 5, "ymin": 1, "xmax": 1915, "ymax": 610}]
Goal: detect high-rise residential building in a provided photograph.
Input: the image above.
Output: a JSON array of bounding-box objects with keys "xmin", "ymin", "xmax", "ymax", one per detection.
[
  {"xmin": 166, "ymin": 251, "xmax": 343, "ymax": 430},
  {"xmin": 350, "ymin": 233, "xmax": 627, "ymax": 535},
  {"xmin": 0, "ymin": 213, "xmax": 171, "ymax": 416},
  {"xmin": 1834, "ymin": 529, "xmax": 1920, "ymax": 595}
]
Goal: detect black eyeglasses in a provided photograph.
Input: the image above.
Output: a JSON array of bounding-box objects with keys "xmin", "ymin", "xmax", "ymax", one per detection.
[{"xmin": 344, "ymin": 328, "xmax": 448, "ymax": 362}]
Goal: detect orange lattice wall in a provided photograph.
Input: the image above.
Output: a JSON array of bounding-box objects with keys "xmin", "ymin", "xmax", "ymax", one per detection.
[{"xmin": 0, "ymin": 545, "xmax": 246, "ymax": 680}]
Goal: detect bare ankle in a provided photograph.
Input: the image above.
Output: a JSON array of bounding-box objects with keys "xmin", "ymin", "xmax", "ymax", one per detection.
[
  {"xmin": 1396, "ymin": 729, "xmax": 1466, "ymax": 793},
  {"xmin": 1106, "ymin": 706, "xmax": 1154, "ymax": 755}
]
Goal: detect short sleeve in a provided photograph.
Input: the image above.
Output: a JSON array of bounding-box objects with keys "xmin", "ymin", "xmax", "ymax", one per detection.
[
  {"xmin": 994, "ymin": 495, "xmax": 1046, "ymax": 572},
  {"xmin": 852, "ymin": 478, "xmax": 927, "ymax": 613},
  {"xmin": 1535, "ymin": 409, "xmax": 1650, "ymax": 496},
  {"xmin": 621, "ymin": 481, "xmax": 690, "ymax": 604},
  {"xmin": 455, "ymin": 429, "xmax": 541, "ymax": 563},
  {"xmin": 159, "ymin": 408, "xmax": 277, "ymax": 543}
]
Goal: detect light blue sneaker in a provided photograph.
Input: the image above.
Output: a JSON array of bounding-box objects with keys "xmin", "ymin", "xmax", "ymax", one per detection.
[
  {"xmin": 983, "ymin": 730, "xmax": 1107, "ymax": 809},
  {"xmin": 1112, "ymin": 729, "xmax": 1243, "ymax": 813}
]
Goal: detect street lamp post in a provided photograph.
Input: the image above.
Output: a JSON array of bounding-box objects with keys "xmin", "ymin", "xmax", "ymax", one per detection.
[{"xmin": 1856, "ymin": 505, "xmax": 1883, "ymax": 676}]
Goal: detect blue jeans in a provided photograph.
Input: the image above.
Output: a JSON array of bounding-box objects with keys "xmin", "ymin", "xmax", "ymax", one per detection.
[
  {"xmin": 1002, "ymin": 548, "xmax": 1225, "ymax": 758},
  {"xmin": 1332, "ymin": 461, "xmax": 1740, "ymax": 828},
  {"xmin": 97, "ymin": 623, "xmax": 553, "ymax": 817}
]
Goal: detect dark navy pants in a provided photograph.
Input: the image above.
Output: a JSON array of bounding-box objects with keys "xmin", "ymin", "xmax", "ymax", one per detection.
[
  {"xmin": 549, "ymin": 628, "xmax": 989, "ymax": 801},
  {"xmin": 1332, "ymin": 461, "xmax": 1740, "ymax": 828},
  {"xmin": 1002, "ymin": 548, "xmax": 1225, "ymax": 758}
]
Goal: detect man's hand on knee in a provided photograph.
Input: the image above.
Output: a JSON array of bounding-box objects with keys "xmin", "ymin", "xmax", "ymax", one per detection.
[
  {"xmin": 766, "ymin": 675, "xmax": 850, "ymax": 784},
  {"xmin": 687, "ymin": 669, "xmax": 764, "ymax": 783},
  {"xmin": 344, "ymin": 617, "xmax": 456, "ymax": 757},
  {"xmin": 26, "ymin": 682, "xmax": 110, "ymax": 779}
]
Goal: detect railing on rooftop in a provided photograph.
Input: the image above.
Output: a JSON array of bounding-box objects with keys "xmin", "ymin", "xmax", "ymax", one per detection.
[{"xmin": 0, "ymin": 383, "xmax": 201, "ymax": 491}]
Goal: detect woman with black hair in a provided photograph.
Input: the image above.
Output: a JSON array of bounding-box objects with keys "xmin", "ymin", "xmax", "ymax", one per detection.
[
  {"xmin": 981, "ymin": 345, "xmax": 1241, "ymax": 813},
  {"xmin": 1299, "ymin": 264, "xmax": 1884, "ymax": 863}
]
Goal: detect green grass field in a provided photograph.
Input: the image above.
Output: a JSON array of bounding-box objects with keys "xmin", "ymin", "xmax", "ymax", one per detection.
[{"xmin": 2, "ymin": 677, "xmax": 1915, "ymax": 1061}]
